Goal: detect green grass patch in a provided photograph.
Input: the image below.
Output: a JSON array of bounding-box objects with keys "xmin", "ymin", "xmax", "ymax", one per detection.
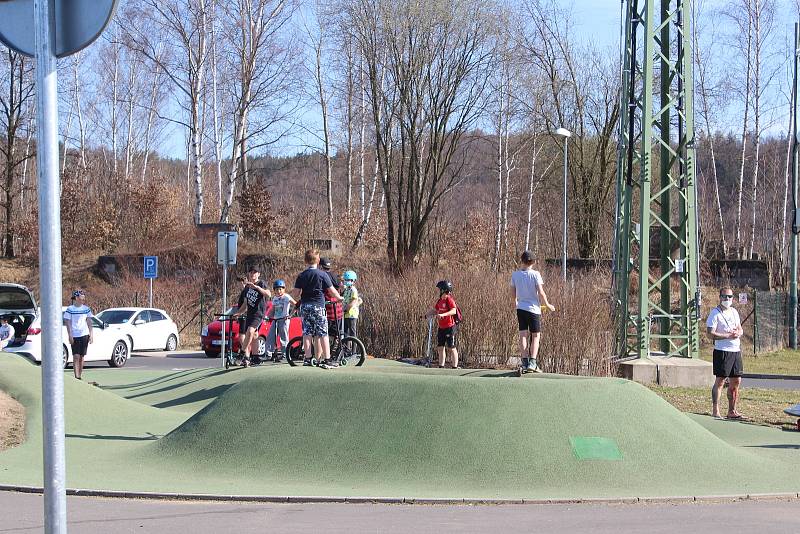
[
  {"xmin": 648, "ymin": 384, "xmax": 798, "ymax": 430},
  {"xmin": 2, "ymin": 354, "xmax": 800, "ymax": 499}
]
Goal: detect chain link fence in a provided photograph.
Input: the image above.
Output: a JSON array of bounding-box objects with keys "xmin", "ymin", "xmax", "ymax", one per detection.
[{"xmin": 752, "ymin": 290, "xmax": 787, "ymax": 355}]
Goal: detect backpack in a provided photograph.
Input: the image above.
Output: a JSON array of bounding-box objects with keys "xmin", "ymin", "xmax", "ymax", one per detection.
[{"xmin": 454, "ymin": 304, "xmax": 463, "ymax": 325}]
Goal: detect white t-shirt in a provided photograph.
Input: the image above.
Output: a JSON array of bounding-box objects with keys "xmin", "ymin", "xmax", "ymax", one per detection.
[
  {"xmin": 706, "ymin": 306, "xmax": 741, "ymax": 352},
  {"xmin": 63, "ymin": 305, "xmax": 93, "ymax": 338},
  {"xmin": 511, "ymin": 269, "xmax": 544, "ymax": 314},
  {"xmin": 271, "ymin": 294, "xmax": 292, "ymax": 320}
]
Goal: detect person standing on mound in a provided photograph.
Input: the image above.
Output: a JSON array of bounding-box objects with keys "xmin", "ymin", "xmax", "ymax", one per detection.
[
  {"xmin": 510, "ymin": 251, "xmax": 555, "ymax": 373},
  {"xmin": 707, "ymin": 287, "xmax": 744, "ymax": 420},
  {"xmin": 425, "ymin": 280, "xmax": 460, "ymax": 369},
  {"xmin": 233, "ymin": 266, "xmax": 271, "ymax": 367},
  {"xmin": 291, "ymin": 249, "xmax": 342, "ymax": 369}
]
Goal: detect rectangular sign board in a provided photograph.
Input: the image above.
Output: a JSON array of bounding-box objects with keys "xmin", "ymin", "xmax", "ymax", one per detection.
[
  {"xmin": 143, "ymin": 256, "xmax": 158, "ymax": 279},
  {"xmin": 217, "ymin": 232, "xmax": 238, "ymax": 265}
]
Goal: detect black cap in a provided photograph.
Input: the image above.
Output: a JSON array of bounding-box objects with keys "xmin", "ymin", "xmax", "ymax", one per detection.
[
  {"xmin": 521, "ymin": 251, "xmax": 534, "ymax": 263},
  {"xmin": 436, "ymin": 280, "xmax": 453, "ymax": 293},
  {"xmin": 247, "ymin": 265, "xmax": 260, "ymax": 273},
  {"xmin": 319, "ymin": 257, "xmax": 332, "ymax": 270}
]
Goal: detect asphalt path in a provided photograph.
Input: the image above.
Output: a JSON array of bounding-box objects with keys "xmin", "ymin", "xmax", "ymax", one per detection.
[
  {"xmin": 1, "ymin": 492, "xmax": 799, "ymax": 534},
  {"xmin": 744, "ymin": 377, "xmax": 800, "ymax": 390}
]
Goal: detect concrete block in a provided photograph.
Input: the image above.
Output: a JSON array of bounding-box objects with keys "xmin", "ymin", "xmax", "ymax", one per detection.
[
  {"xmin": 619, "ymin": 356, "xmax": 714, "ymax": 388},
  {"xmin": 618, "ymin": 358, "xmax": 658, "ymax": 384}
]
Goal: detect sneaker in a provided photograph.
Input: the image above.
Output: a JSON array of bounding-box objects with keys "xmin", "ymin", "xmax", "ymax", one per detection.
[
  {"xmin": 303, "ymin": 359, "xmax": 313, "ymax": 366},
  {"xmin": 319, "ymin": 359, "xmax": 339, "ymax": 369},
  {"xmin": 525, "ymin": 361, "xmax": 539, "ymax": 373}
]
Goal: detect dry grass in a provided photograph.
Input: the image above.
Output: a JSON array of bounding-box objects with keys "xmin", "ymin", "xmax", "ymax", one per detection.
[
  {"xmin": 0, "ymin": 389, "xmax": 25, "ymax": 451},
  {"xmin": 358, "ymin": 266, "xmax": 615, "ymax": 376},
  {"xmin": 648, "ymin": 384, "xmax": 798, "ymax": 430}
]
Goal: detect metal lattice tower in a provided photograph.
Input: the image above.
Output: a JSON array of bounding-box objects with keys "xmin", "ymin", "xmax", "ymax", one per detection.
[{"xmin": 612, "ymin": 0, "xmax": 701, "ymax": 359}]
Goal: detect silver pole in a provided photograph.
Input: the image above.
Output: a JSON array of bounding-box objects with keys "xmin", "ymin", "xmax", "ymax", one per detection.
[
  {"xmin": 221, "ymin": 236, "xmax": 228, "ymax": 368},
  {"xmin": 790, "ymin": 22, "xmax": 799, "ymax": 350},
  {"xmin": 149, "ymin": 278, "xmax": 153, "ymax": 308},
  {"xmin": 34, "ymin": 0, "xmax": 67, "ymax": 531},
  {"xmin": 562, "ymin": 139, "xmax": 569, "ymax": 282}
]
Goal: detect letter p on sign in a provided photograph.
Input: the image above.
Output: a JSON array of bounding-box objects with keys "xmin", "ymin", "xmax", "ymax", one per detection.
[{"xmin": 144, "ymin": 256, "xmax": 158, "ymax": 279}]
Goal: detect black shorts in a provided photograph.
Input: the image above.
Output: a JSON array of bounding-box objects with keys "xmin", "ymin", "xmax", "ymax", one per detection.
[
  {"xmin": 71, "ymin": 335, "xmax": 89, "ymax": 356},
  {"xmin": 245, "ymin": 314, "xmax": 263, "ymax": 331},
  {"xmin": 713, "ymin": 349, "xmax": 743, "ymax": 378},
  {"xmin": 437, "ymin": 326, "xmax": 457, "ymax": 348},
  {"xmin": 516, "ymin": 310, "xmax": 542, "ymax": 333}
]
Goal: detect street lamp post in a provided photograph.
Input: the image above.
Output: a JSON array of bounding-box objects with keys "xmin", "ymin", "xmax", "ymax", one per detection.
[{"xmin": 554, "ymin": 128, "xmax": 572, "ymax": 281}]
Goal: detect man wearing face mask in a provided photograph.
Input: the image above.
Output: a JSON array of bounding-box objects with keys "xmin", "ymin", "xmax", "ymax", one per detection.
[{"xmin": 706, "ymin": 287, "xmax": 744, "ymax": 419}]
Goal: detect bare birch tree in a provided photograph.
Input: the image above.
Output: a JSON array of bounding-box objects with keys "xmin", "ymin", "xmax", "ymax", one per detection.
[
  {"xmin": 128, "ymin": 0, "xmax": 212, "ymax": 224},
  {"xmin": 345, "ymin": 0, "xmax": 495, "ymax": 267},
  {"xmin": 694, "ymin": 0, "xmax": 728, "ymax": 257},
  {"xmin": 0, "ymin": 50, "xmax": 35, "ymax": 257},
  {"xmin": 218, "ymin": 0, "xmax": 298, "ymax": 223}
]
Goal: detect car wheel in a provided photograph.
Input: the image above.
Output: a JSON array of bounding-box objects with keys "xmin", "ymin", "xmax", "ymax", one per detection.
[
  {"xmin": 204, "ymin": 350, "xmax": 218, "ymax": 358},
  {"xmin": 62, "ymin": 345, "xmax": 69, "ymax": 369},
  {"xmin": 165, "ymin": 334, "xmax": 178, "ymax": 352},
  {"xmin": 108, "ymin": 340, "xmax": 129, "ymax": 368}
]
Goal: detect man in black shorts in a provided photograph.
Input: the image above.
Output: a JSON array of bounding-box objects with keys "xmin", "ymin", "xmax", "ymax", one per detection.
[
  {"xmin": 706, "ymin": 287, "xmax": 744, "ymax": 419},
  {"xmin": 233, "ymin": 266, "xmax": 271, "ymax": 367}
]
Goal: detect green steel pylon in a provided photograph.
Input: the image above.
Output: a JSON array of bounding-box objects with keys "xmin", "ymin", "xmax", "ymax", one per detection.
[{"xmin": 612, "ymin": 0, "xmax": 701, "ymax": 359}]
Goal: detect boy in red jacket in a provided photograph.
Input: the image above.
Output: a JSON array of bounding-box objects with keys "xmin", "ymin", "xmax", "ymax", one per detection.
[{"xmin": 426, "ymin": 280, "xmax": 460, "ymax": 369}]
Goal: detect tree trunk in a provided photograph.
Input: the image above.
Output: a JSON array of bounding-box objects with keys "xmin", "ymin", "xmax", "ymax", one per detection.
[
  {"xmin": 315, "ymin": 39, "xmax": 333, "ymax": 224},
  {"xmin": 111, "ymin": 39, "xmax": 119, "ymax": 177},
  {"xmin": 525, "ymin": 139, "xmax": 539, "ymax": 250},
  {"xmin": 734, "ymin": 4, "xmax": 753, "ymax": 258},
  {"xmin": 73, "ymin": 55, "xmax": 87, "ymax": 171},
  {"xmin": 124, "ymin": 55, "xmax": 138, "ymax": 183}
]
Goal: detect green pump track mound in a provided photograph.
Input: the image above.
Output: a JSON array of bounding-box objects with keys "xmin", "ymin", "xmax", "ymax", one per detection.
[{"xmin": 1, "ymin": 355, "xmax": 799, "ymax": 499}]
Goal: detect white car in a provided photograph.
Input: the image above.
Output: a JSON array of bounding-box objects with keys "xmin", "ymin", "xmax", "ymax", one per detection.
[
  {"xmin": 96, "ymin": 307, "xmax": 180, "ymax": 352},
  {"xmin": 0, "ymin": 283, "xmax": 131, "ymax": 368}
]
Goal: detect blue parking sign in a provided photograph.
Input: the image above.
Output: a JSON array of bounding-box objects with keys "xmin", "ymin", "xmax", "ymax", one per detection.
[{"xmin": 143, "ymin": 256, "xmax": 158, "ymax": 279}]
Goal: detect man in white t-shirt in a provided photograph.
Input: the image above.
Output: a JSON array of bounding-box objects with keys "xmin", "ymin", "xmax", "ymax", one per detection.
[
  {"xmin": 510, "ymin": 250, "xmax": 556, "ymax": 373},
  {"xmin": 706, "ymin": 287, "xmax": 743, "ymax": 419},
  {"xmin": 63, "ymin": 289, "xmax": 94, "ymax": 380}
]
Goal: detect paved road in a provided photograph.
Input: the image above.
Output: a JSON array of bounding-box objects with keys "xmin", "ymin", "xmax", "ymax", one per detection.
[
  {"xmin": 1, "ymin": 492, "xmax": 799, "ymax": 534},
  {"xmin": 79, "ymin": 350, "xmax": 229, "ymax": 371},
  {"xmin": 744, "ymin": 378, "xmax": 800, "ymax": 390}
]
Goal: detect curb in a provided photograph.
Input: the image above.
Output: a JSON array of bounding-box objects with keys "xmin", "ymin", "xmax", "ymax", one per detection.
[
  {"xmin": 743, "ymin": 373, "xmax": 800, "ymax": 381},
  {"xmin": 1, "ymin": 485, "xmax": 798, "ymax": 506}
]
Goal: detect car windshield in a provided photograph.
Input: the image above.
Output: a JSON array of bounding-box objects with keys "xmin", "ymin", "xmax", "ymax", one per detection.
[{"xmin": 97, "ymin": 310, "xmax": 135, "ymax": 324}]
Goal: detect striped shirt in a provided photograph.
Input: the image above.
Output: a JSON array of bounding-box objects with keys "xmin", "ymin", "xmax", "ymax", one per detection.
[{"xmin": 63, "ymin": 305, "xmax": 93, "ymax": 337}]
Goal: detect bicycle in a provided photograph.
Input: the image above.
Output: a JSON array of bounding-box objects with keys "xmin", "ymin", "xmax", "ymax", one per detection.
[{"xmin": 285, "ymin": 304, "xmax": 366, "ymax": 367}]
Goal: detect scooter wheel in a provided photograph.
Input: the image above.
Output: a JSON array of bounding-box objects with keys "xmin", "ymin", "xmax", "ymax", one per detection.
[{"xmin": 311, "ymin": 358, "xmax": 318, "ymax": 367}]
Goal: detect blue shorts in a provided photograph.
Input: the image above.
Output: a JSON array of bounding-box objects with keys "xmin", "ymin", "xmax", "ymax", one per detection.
[{"xmin": 300, "ymin": 304, "xmax": 328, "ymax": 338}]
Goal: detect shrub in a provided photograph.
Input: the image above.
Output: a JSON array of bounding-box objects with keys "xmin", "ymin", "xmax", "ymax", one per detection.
[{"xmin": 356, "ymin": 265, "xmax": 615, "ymax": 376}]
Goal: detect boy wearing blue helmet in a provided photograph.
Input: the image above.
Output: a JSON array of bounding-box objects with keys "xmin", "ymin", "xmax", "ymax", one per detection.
[
  {"xmin": 266, "ymin": 279, "xmax": 296, "ymax": 362},
  {"xmin": 342, "ymin": 270, "xmax": 362, "ymax": 337}
]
